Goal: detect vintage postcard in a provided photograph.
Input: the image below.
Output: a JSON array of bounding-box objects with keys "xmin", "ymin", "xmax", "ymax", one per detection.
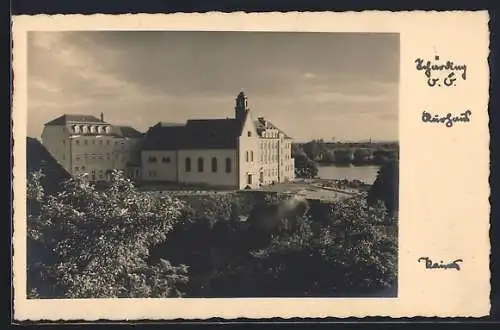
[{"xmin": 12, "ymin": 11, "xmax": 490, "ymax": 320}]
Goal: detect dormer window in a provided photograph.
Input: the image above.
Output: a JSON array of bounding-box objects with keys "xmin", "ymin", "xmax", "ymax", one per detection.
[
  {"xmin": 82, "ymin": 125, "xmax": 88, "ymax": 133},
  {"xmin": 90, "ymin": 126, "xmax": 95, "ymax": 133},
  {"xmin": 73, "ymin": 125, "xmax": 80, "ymax": 133},
  {"xmin": 104, "ymin": 126, "xmax": 110, "ymax": 134},
  {"xmin": 97, "ymin": 126, "xmax": 102, "ymax": 134}
]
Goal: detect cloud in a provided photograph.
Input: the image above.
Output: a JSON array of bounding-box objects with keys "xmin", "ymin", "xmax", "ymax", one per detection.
[{"xmin": 27, "ymin": 31, "xmax": 399, "ymax": 141}]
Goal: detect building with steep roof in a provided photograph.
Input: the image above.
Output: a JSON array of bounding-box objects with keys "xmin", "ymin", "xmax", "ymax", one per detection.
[
  {"xmin": 140, "ymin": 92, "xmax": 294, "ymax": 189},
  {"xmin": 41, "ymin": 112, "xmax": 144, "ymax": 182}
]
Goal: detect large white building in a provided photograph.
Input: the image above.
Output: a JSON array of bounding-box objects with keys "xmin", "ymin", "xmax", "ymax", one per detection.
[
  {"xmin": 41, "ymin": 113, "xmax": 144, "ymax": 182},
  {"xmin": 141, "ymin": 92, "xmax": 294, "ymax": 189}
]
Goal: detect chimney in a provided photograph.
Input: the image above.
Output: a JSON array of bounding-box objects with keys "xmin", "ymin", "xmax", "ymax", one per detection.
[{"xmin": 100, "ymin": 112, "xmax": 104, "ymax": 122}]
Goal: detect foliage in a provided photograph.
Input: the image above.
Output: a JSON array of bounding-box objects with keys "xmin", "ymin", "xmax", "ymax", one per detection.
[
  {"xmin": 368, "ymin": 159, "xmax": 399, "ymax": 215},
  {"xmin": 294, "ymin": 153, "xmax": 319, "ymax": 179},
  {"xmin": 161, "ymin": 194, "xmax": 397, "ymax": 298},
  {"xmin": 27, "ymin": 170, "xmax": 188, "ymax": 298},
  {"xmin": 245, "ymin": 196, "xmax": 398, "ymax": 296}
]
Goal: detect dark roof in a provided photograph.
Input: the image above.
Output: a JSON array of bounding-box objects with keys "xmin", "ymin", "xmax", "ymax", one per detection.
[
  {"xmin": 45, "ymin": 114, "xmax": 104, "ymax": 126},
  {"xmin": 142, "ymin": 116, "xmax": 246, "ymax": 151},
  {"xmin": 26, "ymin": 137, "xmax": 71, "ymax": 195},
  {"xmin": 111, "ymin": 126, "xmax": 144, "ymax": 138},
  {"xmin": 184, "ymin": 119, "xmax": 243, "ymax": 149},
  {"xmin": 142, "ymin": 124, "xmax": 186, "ymax": 150},
  {"xmin": 254, "ymin": 118, "xmax": 292, "ymax": 139}
]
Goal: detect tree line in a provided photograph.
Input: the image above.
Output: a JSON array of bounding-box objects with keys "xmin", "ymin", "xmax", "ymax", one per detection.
[{"xmin": 293, "ymin": 140, "xmax": 399, "ymax": 166}]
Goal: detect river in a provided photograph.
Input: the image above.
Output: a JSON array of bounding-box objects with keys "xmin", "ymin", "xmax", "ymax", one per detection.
[{"xmin": 318, "ymin": 165, "xmax": 381, "ymax": 184}]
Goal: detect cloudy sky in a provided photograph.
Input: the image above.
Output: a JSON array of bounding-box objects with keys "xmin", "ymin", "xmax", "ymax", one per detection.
[{"xmin": 27, "ymin": 31, "xmax": 399, "ymax": 142}]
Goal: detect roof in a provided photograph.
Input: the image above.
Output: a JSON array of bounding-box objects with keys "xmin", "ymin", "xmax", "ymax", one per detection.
[
  {"xmin": 111, "ymin": 126, "xmax": 144, "ymax": 138},
  {"xmin": 45, "ymin": 114, "xmax": 104, "ymax": 126},
  {"xmin": 142, "ymin": 124, "xmax": 186, "ymax": 150},
  {"xmin": 254, "ymin": 118, "xmax": 292, "ymax": 139},
  {"xmin": 142, "ymin": 116, "xmax": 246, "ymax": 151}
]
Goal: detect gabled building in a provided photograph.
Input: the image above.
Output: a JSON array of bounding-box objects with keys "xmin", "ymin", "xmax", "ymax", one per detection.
[
  {"xmin": 41, "ymin": 113, "xmax": 144, "ymax": 182},
  {"xmin": 141, "ymin": 91, "xmax": 294, "ymax": 189}
]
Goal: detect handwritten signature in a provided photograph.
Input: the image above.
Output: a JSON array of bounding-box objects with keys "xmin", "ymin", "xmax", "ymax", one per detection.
[
  {"xmin": 418, "ymin": 257, "xmax": 463, "ymax": 271},
  {"xmin": 421, "ymin": 110, "xmax": 472, "ymax": 128}
]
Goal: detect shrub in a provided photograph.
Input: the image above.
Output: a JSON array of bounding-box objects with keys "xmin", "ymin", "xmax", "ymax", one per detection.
[{"xmin": 27, "ymin": 170, "xmax": 188, "ymax": 298}]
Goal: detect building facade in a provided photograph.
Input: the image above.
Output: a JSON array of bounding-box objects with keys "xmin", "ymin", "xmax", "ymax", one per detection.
[
  {"xmin": 141, "ymin": 92, "xmax": 294, "ymax": 189},
  {"xmin": 41, "ymin": 113, "xmax": 144, "ymax": 182}
]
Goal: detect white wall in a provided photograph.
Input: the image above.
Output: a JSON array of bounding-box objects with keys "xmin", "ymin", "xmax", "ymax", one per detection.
[
  {"xmin": 141, "ymin": 150, "xmax": 178, "ymax": 181},
  {"xmin": 177, "ymin": 149, "xmax": 238, "ymax": 188},
  {"xmin": 238, "ymin": 113, "xmax": 261, "ymax": 189}
]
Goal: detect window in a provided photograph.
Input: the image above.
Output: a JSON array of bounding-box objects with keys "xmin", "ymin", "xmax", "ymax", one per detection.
[
  {"xmin": 106, "ymin": 140, "xmax": 110, "ymax": 145},
  {"xmin": 247, "ymin": 174, "xmax": 252, "ymax": 185},
  {"xmin": 211, "ymin": 157, "xmax": 218, "ymax": 173},
  {"xmin": 246, "ymin": 151, "xmax": 249, "ymax": 162},
  {"xmin": 74, "ymin": 166, "xmax": 79, "ymax": 171},
  {"xmin": 198, "ymin": 157, "xmax": 204, "ymax": 172},
  {"xmin": 162, "ymin": 156, "xmax": 171, "ymax": 163},
  {"xmin": 90, "ymin": 126, "xmax": 95, "ymax": 133},
  {"xmin": 225, "ymin": 158, "xmax": 232, "ymax": 173},
  {"xmin": 99, "ymin": 140, "xmax": 103, "ymax": 145},
  {"xmin": 92, "ymin": 140, "xmax": 96, "ymax": 145},
  {"xmin": 81, "ymin": 166, "xmax": 86, "ymax": 171},
  {"xmin": 250, "ymin": 151, "xmax": 254, "ymax": 162},
  {"xmin": 247, "ymin": 131, "xmax": 252, "ymax": 137},
  {"xmin": 185, "ymin": 157, "xmax": 191, "ymax": 172},
  {"xmin": 148, "ymin": 156, "xmax": 157, "ymax": 163},
  {"xmin": 84, "ymin": 140, "xmax": 88, "ymax": 145},
  {"xmin": 75, "ymin": 140, "xmax": 80, "ymax": 145},
  {"xmin": 82, "ymin": 126, "xmax": 88, "ymax": 133}
]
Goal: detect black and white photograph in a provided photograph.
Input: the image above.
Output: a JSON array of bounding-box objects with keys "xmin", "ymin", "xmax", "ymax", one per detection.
[{"xmin": 25, "ymin": 30, "xmax": 400, "ymax": 299}]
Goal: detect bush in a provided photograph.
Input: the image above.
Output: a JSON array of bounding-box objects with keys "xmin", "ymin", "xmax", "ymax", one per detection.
[{"xmin": 27, "ymin": 170, "xmax": 189, "ymax": 298}]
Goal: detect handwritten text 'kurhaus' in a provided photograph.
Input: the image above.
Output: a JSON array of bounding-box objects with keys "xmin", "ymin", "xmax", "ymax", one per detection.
[
  {"xmin": 421, "ymin": 110, "xmax": 472, "ymax": 128},
  {"xmin": 415, "ymin": 56, "xmax": 467, "ymax": 88}
]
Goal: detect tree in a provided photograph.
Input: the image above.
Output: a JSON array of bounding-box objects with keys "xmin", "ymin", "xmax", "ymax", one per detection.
[
  {"xmin": 293, "ymin": 152, "xmax": 319, "ymax": 179},
  {"xmin": 27, "ymin": 170, "xmax": 189, "ymax": 298},
  {"xmin": 368, "ymin": 159, "xmax": 399, "ymax": 216},
  {"xmin": 222, "ymin": 196, "xmax": 398, "ymax": 297}
]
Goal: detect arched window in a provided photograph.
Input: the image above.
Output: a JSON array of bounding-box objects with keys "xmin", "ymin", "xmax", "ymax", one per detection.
[
  {"xmin": 211, "ymin": 157, "xmax": 218, "ymax": 173},
  {"xmin": 198, "ymin": 157, "xmax": 204, "ymax": 172},
  {"xmin": 185, "ymin": 157, "xmax": 191, "ymax": 172},
  {"xmin": 225, "ymin": 157, "xmax": 232, "ymax": 173}
]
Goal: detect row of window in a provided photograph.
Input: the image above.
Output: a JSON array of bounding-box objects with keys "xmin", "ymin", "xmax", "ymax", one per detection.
[
  {"xmin": 72, "ymin": 125, "xmax": 111, "ymax": 134},
  {"xmin": 69, "ymin": 139, "xmax": 127, "ymax": 148},
  {"xmin": 148, "ymin": 156, "xmax": 171, "ymax": 163},
  {"xmin": 245, "ymin": 151, "xmax": 254, "ymax": 162},
  {"xmin": 74, "ymin": 153, "xmax": 127, "ymax": 161},
  {"xmin": 185, "ymin": 157, "xmax": 232, "ymax": 173}
]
